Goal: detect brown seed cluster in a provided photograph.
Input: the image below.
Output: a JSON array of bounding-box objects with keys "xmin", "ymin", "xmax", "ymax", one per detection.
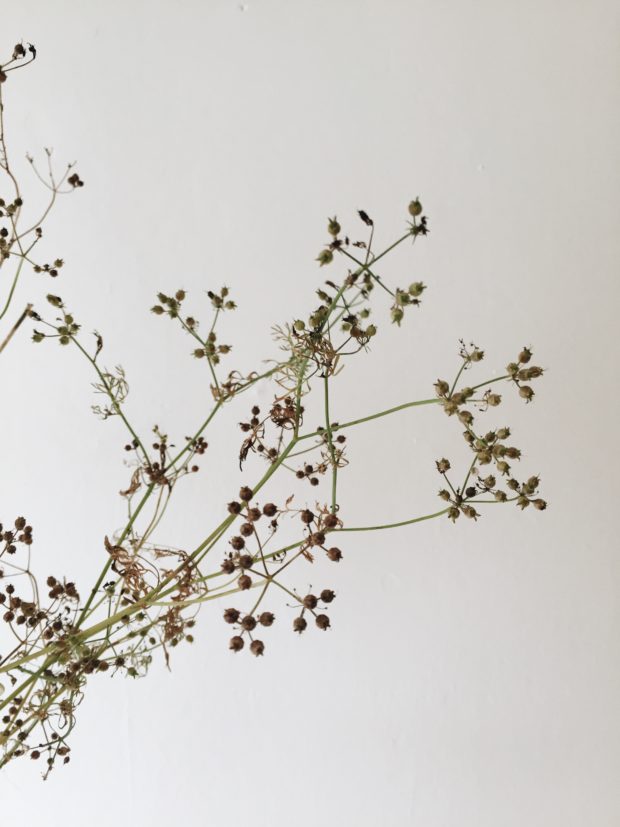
[
  {"xmin": 225, "ymin": 607, "xmax": 275, "ymax": 656},
  {"xmin": 238, "ymin": 404, "xmax": 284, "ymax": 468},
  {"xmin": 292, "ymin": 588, "xmax": 336, "ymax": 634},
  {"xmin": 294, "ymin": 507, "xmax": 344, "ymax": 563},
  {"xmin": 216, "ymin": 489, "xmax": 343, "ymax": 655}
]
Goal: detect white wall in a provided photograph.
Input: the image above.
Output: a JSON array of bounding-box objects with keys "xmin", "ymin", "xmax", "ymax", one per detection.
[{"xmin": 1, "ymin": 2, "xmax": 619, "ymax": 825}]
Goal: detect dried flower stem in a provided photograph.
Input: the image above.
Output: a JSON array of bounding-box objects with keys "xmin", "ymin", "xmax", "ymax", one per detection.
[{"xmin": 0, "ymin": 45, "xmax": 547, "ymax": 777}]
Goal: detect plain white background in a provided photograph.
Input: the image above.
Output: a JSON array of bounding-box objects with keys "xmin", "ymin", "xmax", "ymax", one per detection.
[{"xmin": 1, "ymin": 1, "xmax": 619, "ymax": 824}]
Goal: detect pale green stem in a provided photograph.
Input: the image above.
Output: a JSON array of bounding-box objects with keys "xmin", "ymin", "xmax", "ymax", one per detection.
[{"xmin": 337, "ymin": 507, "xmax": 450, "ymax": 532}]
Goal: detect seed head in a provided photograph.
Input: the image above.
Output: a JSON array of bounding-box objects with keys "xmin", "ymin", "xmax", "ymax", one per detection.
[
  {"xmin": 250, "ymin": 639, "xmax": 265, "ymax": 656},
  {"xmin": 223, "ymin": 608, "xmax": 240, "ymax": 624},
  {"xmin": 317, "ymin": 249, "xmax": 333, "ymax": 267},
  {"xmin": 238, "ymin": 574, "xmax": 252, "ymax": 590},
  {"xmin": 327, "ymin": 217, "xmax": 341, "ymax": 237},
  {"xmin": 408, "ymin": 199, "xmax": 422, "ymax": 217},
  {"xmin": 408, "ymin": 281, "xmax": 426, "ymax": 297}
]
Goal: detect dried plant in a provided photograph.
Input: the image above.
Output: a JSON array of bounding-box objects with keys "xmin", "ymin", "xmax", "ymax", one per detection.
[{"xmin": 0, "ymin": 44, "xmax": 547, "ymax": 777}]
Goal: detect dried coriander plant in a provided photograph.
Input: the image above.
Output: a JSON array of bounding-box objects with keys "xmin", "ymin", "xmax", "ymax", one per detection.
[{"xmin": 0, "ymin": 45, "xmax": 546, "ymax": 777}]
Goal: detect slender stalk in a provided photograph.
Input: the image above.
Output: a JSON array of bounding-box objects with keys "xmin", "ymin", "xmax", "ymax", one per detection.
[
  {"xmin": 0, "ymin": 257, "xmax": 25, "ymax": 321},
  {"xmin": 0, "ymin": 302, "xmax": 31, "ymax": 353},
  {"xmin": 300, "ymin": 397, "xmax": 438, "ymax": 441},
  {"xmin": 339, "ymin": 247, "xmax": 395, "ymax": 297},
  {"xmin": 70, "ymin": 334, "xmax": 150, "ymax": 464},
  {"xmin": 323, "ymin": 374, "xmax": 338, "ymax": 512},
  {"xmin": 337, "ymin": 508, "xmax": 450, "ymax": 532}
]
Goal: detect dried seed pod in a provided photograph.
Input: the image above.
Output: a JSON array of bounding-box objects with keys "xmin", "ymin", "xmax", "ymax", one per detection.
[
  {"xmin": 408, "ymin": 199, "xmax": 422, "ymax": 217},
  {"xmin": 237, "ymin": 574, "xmax": 252, "ymax": 590},
  {"xmin": 316, "ymin": 249, "xmax": 333, "ymax": 266},
  {"xmin": 221, "ymin": 559, "xmax": 235, "ymax": 574},
  {"xmin": 223, "ymin": 608, "xmax": 240, "ymax": 624},
  {"xmin": 250, "ymin": 639, "xmax": 265, "ymax": 657},
  {"xmin": 302, "ymin": 594, "xmax": 318, "ymax": 610},
  {"xmin": 328, "ymin": 217, "xmax": 341, "ymax": 236},
  {"xmin": 229, "ymin": 636, "xmax": 244, "ymax": 652}
]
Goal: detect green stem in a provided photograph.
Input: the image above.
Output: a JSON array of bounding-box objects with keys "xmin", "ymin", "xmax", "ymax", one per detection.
[
  {"xmin": 0, "ymin": 256, "xmax": 25, "ymax": 321},
  {"xmin": 323, "ymin": 374, "xmax": 338, "ymax": 512},
  {"xmin": 0, "ymin": 302, "xmax": 32, "ymax": 354},
  {"xmin": 339, "ymin": 247, "xmax": 395, "ymax": 297},
  {"xmin": 71, "ymin": 335, "xmax": 149, "ymax": 464},
  {"xmin": 300, "ymin": 397, "xmax": 439, "ymax": 441},
  {"xmin": 76, "ymin": 484, "xmax": 156, "ymax": 627},
  {"xmin": 469, "ymin": 374, "xmax": 510, "ymax": 392},
  {"xmin": 337, "ymin": 507, "xmax": 449, "ymax": 532},
  {"xmin": 178, "ymin": 315, "xmax": 220, "ymax": 392}
]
